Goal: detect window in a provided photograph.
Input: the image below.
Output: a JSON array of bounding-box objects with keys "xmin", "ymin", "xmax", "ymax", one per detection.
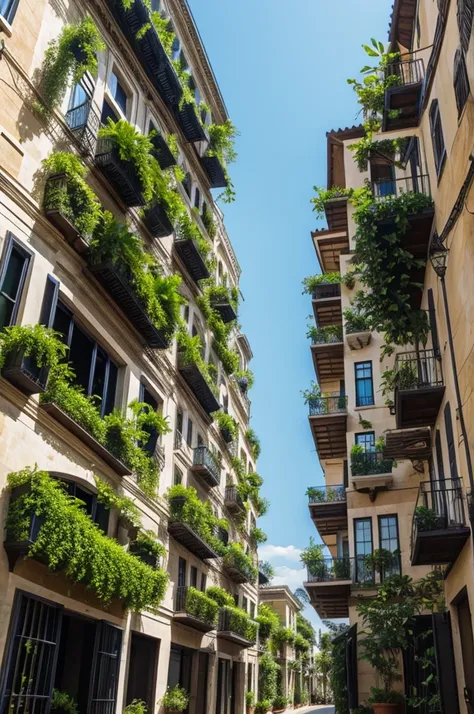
[
  {"xmin": 250, "ymin": 601, "xmax": 255, "ymax": 619},
  {"xmin": 178, "ymin": 557, "xmax": 187, "ymax": 587},
  {"xmin": 194, "ymin": 187, "xmax": 201, "ymax": 210},
  {"xmin": 186, "ymin": 418, "xmax": 193, "ymax": 448},
  {"xmin": 0, "ymin": 0, "xmax": 18, "ymax": 23},
  {"xmin": 435, "ymin": 429, "xmax": 446, "ymax": 484},
  {"xmin": 355, "ymin": 362, "xmax": 374, "ymax": 406},
  {"xmin": 200, "ymin": 573, "xmax": 207, "ymax": 592},
  {"xmin": 233, "ymin": 593, "xmax": 239, "ymax": 607},
  {"xmin": 429, "ymin": 99, "xmax": 446, "ymax": 177},
  {"xmin": 355, "ymin": 432, "xmax": 375, "ymax": 452},
  {"xmin": 63, "ymin": 478, "xmax": 109, "ymax": 533},
  {"xmin": 457, "ymin": 0, "xmax": 474, "ymax": 53},
  {"xmin": 454, "ymin": 48, "xmax": 470, "ymax": 117},
  {"xmin": 171, "ymin": 36, "xmax": 181, "ymax": 61},
  {"xmin": 150, "ymin": 0, "xmax": 160, "ymax": 9},
  {"xmin": 0, "ymin": 235, "xmax": 31, "ymax": 329},
  {"xmin": 67, "ymin": 82, "xmax": 89, "ymax": 130},
  {"xmin": 108, "ymin": 71, "xmax": 128, "ymax": 114},
  {"xmin": 52, "ymin": 301, "xmax": 118, "ymax": 417},
  {"xmin": 190, "ymin": 566, "xmax": 198, "ymax": 588},
  {"xmin": 247, "ymin": 663, "xmax": 253, "ymax": 694},
  {"xmin": 444, "ymin": 403, "xmax": 459, "ymax": 481},
  {"xmin": 174, "ymin": 466, "xmax": 183, "ymax": 486},
  {"xmin": 354, "ymin": 518, "xmax": 373, "ymax": 583},
  {"xmin": 101, "ymin": 99, "xmax": 119, "ymax": 125},
  {"xmin": 197, "ymin": 433, "xmax": 204, "ymax": 447},
  {"xmin": 242, "ymin": 596, "xmax": 248, "ymax": 613},
  {"xmin": 378, "ymin": 515, "xmax": 401, "ymax": 579},
  {"xmin": 182, "ymin": 171, "xmax": 192, "ymax": 198},
  {"xmin": 139, "ymin": 383, "xmax": 160, "ymax": 456}
]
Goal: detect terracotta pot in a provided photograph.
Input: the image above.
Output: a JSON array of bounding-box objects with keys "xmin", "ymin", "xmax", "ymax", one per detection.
[
  {"xmin": 372, "ymin": 704, "xmax": 400, "ymax": 714},
  {"xmin": 246, "ymin": 708, "xmax": 254, "ymax": 714}
]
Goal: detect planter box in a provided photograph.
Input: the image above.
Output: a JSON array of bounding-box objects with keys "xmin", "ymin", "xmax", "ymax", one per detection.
[
  {"xmin": 173, "ymin": 585, "xmax": 216, "ymax": 633},
  {"xmin": 201, "ymin": 155, "xmax": 227, "ymax": 188},
  {"xmin": 220, "ymin": 427, "xmax": 234, "ymax": 444},
  {"xmin": 168, "ymin": 520, "xmax": 218, "ymax": 561},
  {"xmin": 177, "ymin": 353, "xmax": 220, "ymax": 414},
  {"xmin": 44, "ymin": 173, "xmax": 90, "ymax": 254},
  {"xmin": 346, "ymin": 330, "xmax": 372, "ymax": 350},
  {"xmin": 41, "ymin": 402, "xmax": 132, "ymax": 477},
  {"xmin": 2, "ymin": 349, "xmax": 49, "ymax": 395},
  {"xmin": 223, "ymin": 562, "xmax": 250, "ymax": 585},
  {"xmin": 151, "ymin": 133, "xmax": 176, "ymax": 170},
  {"xmin": 128, "ymin": 542, "xmax": 159, "ymax": 568},
  {"xmin": 143, "ymin": 201, "xmax": 174, "ymax": 238},
  {"xmin": 87, "ymin": 260, "xmax": 169, "ymax": 348},
  {"xmin": 175, "ymin": 102, "xmax": 208, "ymax": 143},
  {"xmin": 95, "ymin": 139, "xmax": 145, "ymax": 207},
  {"xmin": 210, "ymin": 300, "xmax": 237, "ymax": 324},
  {"xmin": 174, "ymin": 237, "xmax": 210, "ymax": 283},
  {"xmin": 3, "ymin": 483, "xmax": 45, "ymax": 570}
]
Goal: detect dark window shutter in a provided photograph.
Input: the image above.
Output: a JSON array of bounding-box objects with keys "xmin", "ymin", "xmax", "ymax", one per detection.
[
  {"xmin": 346, "ymin": 624, "xmax": 359, "ymax": 709},
  {"xmin": 457, "ymin": 0, "xmax": 474, "ymax": 54},
  {"xmin": 427, "ymin": 289, "xmax": 440, "ymax": 357},
  {"xmin": 88, "ymin": 621, "xmax": 122, "ymax": 714},
  {"xmin": 343, "ymin": 459, "xmax": 349, "ymax": 488},
  {"xmin": 39, "ymin": 275, "xmax": 59, "ymax": 328},
  {"xmin": 435, "ymin": 429, "xmax": 446, "ymax": 484},
  {"xmin": 444, "ymin": 403, "xmax": 459, "ymax": 481},
  {"xmin": 432, "ymin": 612, "xmax": 460, "ymax": 714},
  {"xmin": 454, "ymin": 48, "xmax": 471, "ymax": 117}
]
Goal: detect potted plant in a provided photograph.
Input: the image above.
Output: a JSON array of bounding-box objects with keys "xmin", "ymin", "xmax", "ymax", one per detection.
[
  {"xmin": 272, "ymin": 695, "xmax": 288, "ymax": 713},
  {"xmin": 123, "ymin": 701, "xmax": 148, "ymax": 714},
  {"xmin": 0, "ymin": 325, "xmax": 67, "ymax": 395},
  {"xmin": 50, "ymin": 690, "xmax": 78, "ymax": 714},
  {"xmin": 255, "ymin": 701, "xmax": 271, "ymax": 714},
  {"xmin": 246, "ymin": 691, "xmax": 255, "ymax": 714},
  {"xmin": 129, "ymin": 530, "xmax": 166, "ymax": 568},
  {"xmin": 161, "ymin": 685, "xmax": 189, "ymax": 714}
]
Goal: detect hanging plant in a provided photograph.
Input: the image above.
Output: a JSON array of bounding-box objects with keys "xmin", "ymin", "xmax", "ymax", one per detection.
[
  {"xmin": 245, "ymin": 428, "xmax": 261, "ymax": 460},
  {"xmin": 34, "ymin": 17, "xmax": 104, "ymax": 115},
  {"xmin": 311, "ymin": 187, "xmax": 353, "ymax": 219}
]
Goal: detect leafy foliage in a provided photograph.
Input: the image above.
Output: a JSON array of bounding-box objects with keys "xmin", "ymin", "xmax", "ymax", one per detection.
[
  {"xmin": 258, "ymin": 560, "xmax": 275, "ymax": 584},
  {"xmin": 201, "ymin": 203, "xmax": 217, "ymax": 239},
  {"xmin": 123, "ymin": 701, "xmax": 147, "ymax": 714},
  {"xmin": 207, "ymin": 120, "xmax": 238, "ymax": 203},
  {"xmin": 212, "ymin": 410, "xmax": 238, "ymax": 441},
  {"xmin": 343, "ymin": 307, "xmax": 371, "ymax": 334},
  {"xmin": 311, "ymin": 187, "xmax": 352, "ymax": 218},
  {"xmin": 130, "ymin": 530, "xmax": 166, "ymax": 561},
  {"xmin": 0, "ymin": 324, "xmax": 68, "ymax": 372},
  {"xmin": 176, "ymin": 328, "xmax": 219, "ymax": 397},
  {"xmin": 205, "ymin": 586, "xmax": 235, "ymax": 608},
  {"xmin": 300, "ymin": 537, "xmax": 324, "ymax": 575},
  {"xmin": 245, "ymin": 429, "xmax": 261, "ymax": 460},
  {"xmin": 302, "ymin": 272, "xmax": 340, "ymax": 293},
  {"xmin": 51, "ymin": 690, "xmax": 78, "ymax": 714},
  {"xmin": 196, "ymin": 286, "xmax": 239, "ymax": 376},
  {"xmin": 296, "ymin": 613, "xmax": 316, "ymax": 645},
  {"xmin": 256, "ymin": 603, "xmax": 280, "ymax": 640},
  {"xmin": 161, "ymin": 686, "xmax": 189, "ymax": 712},
  {"xmin": 183, "ymin": 587, "xmax": 219, "ymax": 625},
  {"xmin": 258, "ymin": 652, "xmax": 280, "ymax": 707},
  {"xmin": 43, "ymin": 152, "xmax": 102, "ymax": 237},
  {"xmin": 94, "ymin": 476, "xmax": 141, "ymax": 527},
  {"xmin": 223, "ymin": 541, "xmax": 258, "ymax": 582},
  {"xmin": 35, "ymin": 17, "xmax": 104, "ymax": 114},
  {"xmin": 6, "ymin": 468, "xmax": 169, "ymax": 610},
  {"xmin": 166, "ymin": 484, "xmax": 227, "ymax": 555}
]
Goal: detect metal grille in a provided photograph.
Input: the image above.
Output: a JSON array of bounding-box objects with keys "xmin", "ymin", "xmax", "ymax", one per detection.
[
  {"xmin": 311, "ymin": 327, "xmax": 343, "ymax": 345},
  {"xmin": 193, "ymin": 445, "xmax": 220, "ymax": 481},
  {"xmin": 413, "ymin": 479, "xmax": 466, "ymax": 540},
  {"xmin": 65, "ymin": 100, "xmax": 100, "ymax": 155},
  {"xmin": 386, "ymin": 57, "xmax": 425, "ymax": 86},
  {"xmin": 0, "ymin": 593, "xmax": 62, "ymax": 714},
  {"xmin": 308, "ymin": 395, "xmax": 347, "ymax": 416},
  {"xmin": 306, "ymin": 554, "xmax": 401, "ymax": 585},
  {"xmin": 88, "ymin": 623, "xmax": 122, "ymax": 714},
  {"xmin": 395, "ymin": 349, "xmax": 443, "ymax": 390},
  {"xmin": 225, "ymin": 486, "xmax": 244, "ymax": 510}
]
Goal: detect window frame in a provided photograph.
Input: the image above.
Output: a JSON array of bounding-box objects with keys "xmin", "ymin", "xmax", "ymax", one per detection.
[
  {"xmin": 457, "ymin": 0, "xmax": 474, "ymax": 54},
  {"xmin": 355, "ymin": 431, "xmax": 375, "ymax": 451},
  {"xmin": 454, "ymin": 47, "xmax": 471, "ymax": 118},
  {"xmin": 429, "ymin": 99, "xmax": 447, "ymax": 179},
  {"xmin": 378, "ymin": 514, "xmax": 401, "ymax": 579},
  {"xmin": 0, "ymin": 233, "xmax": 32, "ymax": 329},
  {"xmin": 0, "ymin": 0, "xmax": 19, "ymax": 24},
  {"xmin": 354, "ymin": 517, "xmax": 373, "ymax": 583},
  {"xmin": 354, "ymin": 361, "xmax": 374, "ymax": 407}
]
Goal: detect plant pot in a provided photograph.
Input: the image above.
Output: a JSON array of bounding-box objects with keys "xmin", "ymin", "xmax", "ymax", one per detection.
[
  {"xmin": 2, "ymin": 349, "xmax": 49, "ymax": 395},
  {"xmin": 372, "ymin": 704, "xmax": 400, "ymax": 714},
  {"xmin": 237, "ymin": 376, "xmax": 248, "ymax": 393},
  {"xmin": 69, "ymin": 40, "xmax": 88, "ymax": 64},
  {"xmin": 221, "ymin": 427, "xmax": 233, "ymax": 444},
  {"xmin": 129, "ymin": 542, "xmax": 159, "ymax": 568},
  {"xmin": 246, "ymin": 707, "xmax": 254, "ymax": 714}
]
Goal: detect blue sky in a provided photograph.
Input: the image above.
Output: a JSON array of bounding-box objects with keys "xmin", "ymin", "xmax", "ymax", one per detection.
[{"xmin": 189, "ymin": 0, "xmax": 394, "ymax": 629}]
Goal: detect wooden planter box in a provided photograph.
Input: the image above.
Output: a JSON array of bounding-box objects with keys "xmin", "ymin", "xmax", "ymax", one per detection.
[
  {"xmin": 143, "ymin": 201, "xmax": 174, "ymax": 238},
  {"xmin": 174, "ymin": 237, "xmax": 210, "ymax": 283},
  {"xmin": 201, "ymin": 155, "xmax": 227, "ymax": 188},
  {"xmin": 95, "ymin": 139, "xmax": 145, "ymax": 207},
  {"xmin": 2, "ymin": 349, "xmax": 49, "ymax": 395},
  {"xmin": 41, "ymin": 402, "xmax": 132, "ymax": 477},
  {"xmin": 87, "ymin": 260, "xmax": 169, "ymax": 349}
]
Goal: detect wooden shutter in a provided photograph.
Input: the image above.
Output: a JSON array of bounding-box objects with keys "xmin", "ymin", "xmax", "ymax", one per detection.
[
  {"xmin": 432, "ymin": 612, "xmax": 460, "ymax": 714},
  {"xmin": 88, "ymin": 621, "xmax": 122, "ymax": 714},
  {"xmin": 195, "ymin": 653, "xmax": 209, "ymax": 714},
  {"xmin": 435, "ymin": 429, "xmax": 446, "ymax": 483},
  {"xmin": 427, "ymin": 289, "xmax": 440, "ymax": 358},
  {"xmin": 39, "ymin": 275, "xmax": 59, "ymax": 328},
  {"xmin": 454, "ymin": 48, "xmax": 471, "ymax": 117},
  {"xmin": 444, "ymin": 403, "xmax": 459, "ymax": 481},
  {"xmin": 346, "ymin": 624, "xmax": 358, "ymax": 709},
  {"xmin": 0, "ymin": 591, "xmax": 63, "ymax": 714},
  {"xmin": 458, "ymin": 0, "xmax": 474, "ymax": 54}
]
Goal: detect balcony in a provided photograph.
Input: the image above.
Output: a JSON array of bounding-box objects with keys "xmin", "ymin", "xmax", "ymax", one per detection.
[
  {"xmin": 395, "ymin": 349, "xmax": 445, "ymax": 429},
  {"xmin": 324, "ymin": 197, "xmax": 349, "ymax": 232},
  {"xmin": 312, "ymin": 228, "xmax": 349, "ymax": 273},
  {"xmin": 345, "ymin": 326, "xmax": 372, "ymax": 351},
  {"xmin": 143, "ymin": 201, "xmax": 174, "ymax": 238},
  {"xmin": 225, "ymin": 486, "xmax": 245, "ymax": 515},
  {"xmin": 190, "ymin": 445, "xmax": 220, "ymax": 488},
  {"xmin": 307, "ymin": 485, "xmax": 347, "ymax": 537},
  {"xmin": 174, "ymin": 236, "xmax": 210, "ymax": 284},
  {"xmin": 175, "ymin": 102, "xmax": 208, "ymax": 144},
  {"xmin": 109, "ymin": 0, "xmax": 182, "ymax": 108},
  {"xmin": 201, "ymin": 154, "xmax": 227, "ymax": 189},
  {"xmin": 150, "ymin": 133, "xmax": 176, "ymax": 171},
  {"xmin": 168, "ymin": 498, "xmax": 219, "ymax": 561},
  {"xmin": 173, "ymin": 586, "xmax": 216, "ymax": 633},
  {"xmin": 210, "ymin": 293, "xmax": 237, "ymax": 324},
  {"xmin": 217, "ymin": 608, "xmax": 257, "ymax": 649},
  {"xmin": 383, "ymin": 57, "xmax": 425, "ymax": 132},
  {"xmin": 95, "ymin": 138, "xmax": 146, "ymax": 207},
  {"xmin": 177, "ymin": 352, "xmax": 220, "ymax": 415},
  {"xmin": 65, "ymin": 99, "xmax": 100, "ymax": 156},
  {"xmin": 384, "ymin": 427, "xmax": 432, "ymax": 461},
  {"xmin": 411, "ymin": 480, "xmax": 470, "ymax": 566},
  {"xmin": 308, "ymin": 396, "xmax": 347, "ymax": 459},
  {"xmin": 312, "ymin": 284, "xmax": 342, "ymax": 328},
  {"xmin": 350, "ymin": 451, "xmax": 394, "ymax": 493},
  {"xmin": 87, "ymin": 258, "xmax": 170, "ymax": 348},
  {"xmin": 310, "ymin": 328, "xmax": 344, "ymax": 383}
]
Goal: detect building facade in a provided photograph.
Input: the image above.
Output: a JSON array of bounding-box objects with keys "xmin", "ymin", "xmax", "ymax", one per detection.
[
  {"xmin": 303, "ymin": 0, "xmax": 474, "ymax": 711},
  {"xmin": 0, "ymin": 1, "xmax": 263, "ymax": 714}
]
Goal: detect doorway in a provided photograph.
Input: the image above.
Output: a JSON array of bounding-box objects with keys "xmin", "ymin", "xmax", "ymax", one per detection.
[
  {"xmin": 215, "ymin": 659, "xmax": 231, "ymax": 714},
  {"xmin": 167, "ymin": 645, "xmax": 193, "ymax": 713},
  {"xmin": 126, "ymin": 633, "xmax": 159, "ymax": 711}
]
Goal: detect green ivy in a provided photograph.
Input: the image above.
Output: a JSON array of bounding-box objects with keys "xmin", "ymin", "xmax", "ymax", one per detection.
[
  {"xmin": 201, "ymin": 203, "xmax": 217, "ymax": 239},
  {"xmin": 196, "ymin": 286, "xmax": 240, "ymax": 377},
  {"xmin": 302, "ymin": 272, "xmax": 340, "ymax": 293},
  {"xmin": 256, "ymin": 604, "xmax": 280, "ymax": 640},
  {"xmin": 94, "ymin": 476, "xmax": 141, "ymax": 527},
  {"xmin": 6, "ymin": 468, "xmax": 169, "ymax": 610},
  {"xmin": 212, "ymin": 410, "xmax": 238, "ymax": 441},
  {"xmin": 311, "ymin": 187, "xmax": 352, "ymax": 219},
  {"xmin": 223, "ymin": 541, "xmax": 258, "ymax": 582},
  {"xmin": 166, "ymin": 484, "xmax": 227, "ymax": 555},
  {"xmin": 0, "ymin": 324, "xmax": 67, "ymax": 371},
  {"xmin": 184, "ymin": 586, "xmax": 219, "ymax": 625},
  {"xmin": 205, "ymin": 586, "xmax": 235, "ymax": 608},
  {"xmin": 176, "ymin": 328, "xmax": 219, "ymax": 397},
  {"xmin": 250, "ymin": 526, "xmax": 267, "ymax": 548},
  {"xmin": 245, "ymin": 428, "xmax": 261, "ymax": 460}
]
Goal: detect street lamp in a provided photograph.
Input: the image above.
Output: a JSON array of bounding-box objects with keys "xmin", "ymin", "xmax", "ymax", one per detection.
[{"xmin": 429, "ymin": 234, "xmax": 474, "ymax": 491}]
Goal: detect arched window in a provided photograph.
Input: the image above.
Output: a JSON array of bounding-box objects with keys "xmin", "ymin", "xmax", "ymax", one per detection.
[
  {"xmin": 0, "ymin": 0, "xmax": 19, "ymax": 24},
  {"xmin": 454, "ymin": 47, "xmax": 471, "ymax": 117},
  {"xmin": 457, "ymin": 0, "xmax": 474, "ymax": 53}
]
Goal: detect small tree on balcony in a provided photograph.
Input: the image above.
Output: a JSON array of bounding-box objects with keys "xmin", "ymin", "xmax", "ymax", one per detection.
[{"xmin": 300, "ymin": 537, "xmax": 324, "ymax": 576}]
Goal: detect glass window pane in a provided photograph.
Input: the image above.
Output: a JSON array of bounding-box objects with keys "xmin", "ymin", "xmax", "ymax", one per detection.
[
  {"xmin": 69, "ymin": 83, "xmax": 87, "ymax": 110},
  {"xmin": 91, "ymin": 347, "xmax": 107, "ymax": 407},
  {"xmin": 0, "ymin": 295, "xmax": 14, "ymax": 329},
  {"xmin": 101, "ymin": 100, "xmax": 119, "ymax": 125},
  {"xmin": 53, "ymin": 303, "xmax": 72, "ymax": 344},
  {"xmin": 69, "ymin": 325, "xmax": 94, "ymax": 392},
  {"xmin": 104, "ymin": 362, "xmax": 118, "ymax": 416},
  {"xmin": 2, "ymin": 248, "xmax": 25, "ymax": 299}
]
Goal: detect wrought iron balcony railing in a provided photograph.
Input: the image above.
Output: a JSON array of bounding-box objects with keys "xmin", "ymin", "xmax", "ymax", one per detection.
[
  {"xmin": 372, "ymin": 174, "xmax": 431, "ymax": 200},
  {"xmin": 351, "ymin": 451, "xmax": 393, "ymax": 477},
  {"xmin": 385, "ymin": 57, "xmax": 425, "ymax": 87},
  {"xmin": 192, "ymin": 445, "xmax": 220, "ymax": 485},
  {"xmin": 312, "ymin": 283, "xmax": 341, "ymax": 300},
  {"xmin": 311, "ymin": 327, "xmax": 343, "ymax": 345},
  {"xmin": 307, "ymin": 484, "xmax": 346, "ymax": 504},
  {"xmin": 65, "ymin": 99, "xmax": 100, "ymax": 155},
  {"xmin": 308, "ymin": 395, "xmax": 348, "ymax": 416},
  {"xmin": 413, "ymin": 479, "xmax": 466, "ymax": 539},
  {"xmin": 306, "ymin": 554, "xmax": 401, "ymax": 586},
  {"xmin": 395, "ymin": 349, "xmax": 443, "ymax": 391}
]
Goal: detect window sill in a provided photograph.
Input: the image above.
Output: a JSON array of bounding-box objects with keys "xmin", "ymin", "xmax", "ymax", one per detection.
[
  {"xmin": 354, "ymin": 405, "xmax": 376, "ymax": 411},
  {"xmin": 0, "ymin": 15, "xmax": 13, "ymax": 37}
]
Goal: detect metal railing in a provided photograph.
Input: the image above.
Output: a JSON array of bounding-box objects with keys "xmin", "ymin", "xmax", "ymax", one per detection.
[
  {"xmin": 307, "ymin": 484, "xmax": 346, "ymax": 504},
  {"xmin": 306, "ymin": 554, "xmax": 401, "ymax": 586},
  {"xmin": 351, "ymin": 451, "xmax": 393, "ymax": 477},
  {"xmin": 175, "ymin": 586, "xmax": 215, "ymax": 625},
  {"xmin": 193, "ymin": 445, "xmax": 220, "ymax": 481},
  {"xmin": 65, "ymin": 99, "xmax": 100, "ymax": 154},
  {"xmin": 308, "ymin": 395, "xmax": 347, "ymax": 416},
  {"xmin": 395, "ymin": 349, "xmax": 443, "ymax": 391},
  {"xmin": 385, "ymin": 57, "xmax": 425, "ymax": 87},
  {"xmin": 312, "ymin": 283, "xmax": 341, "ymax": 300},
  {"xmin": 225, "ymin": 486, "xmax": 244, "ymax": 510},
  {"xmin": 372, "ymin": 173, "xmax": 431, "ymax": 200},
  {"xmin": 412, "ymin": 479, "xmax": 466, "ymax": 547},
  {"xmin": 218, "ymin": 608, "xmax": 257, "ymax": 643},
  {"xmin": 311, "ymin": 327, "xmax": 343, "ymax": 345}
]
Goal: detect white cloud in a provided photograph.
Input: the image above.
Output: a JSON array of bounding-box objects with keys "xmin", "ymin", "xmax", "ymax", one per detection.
[
  {"xmin": 272, "ymin": 565, "xmax": 307, "ymax": 590},
  {"xmin": 259, "ymin": 544, "xmax": 302, "ymax": 562}
]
